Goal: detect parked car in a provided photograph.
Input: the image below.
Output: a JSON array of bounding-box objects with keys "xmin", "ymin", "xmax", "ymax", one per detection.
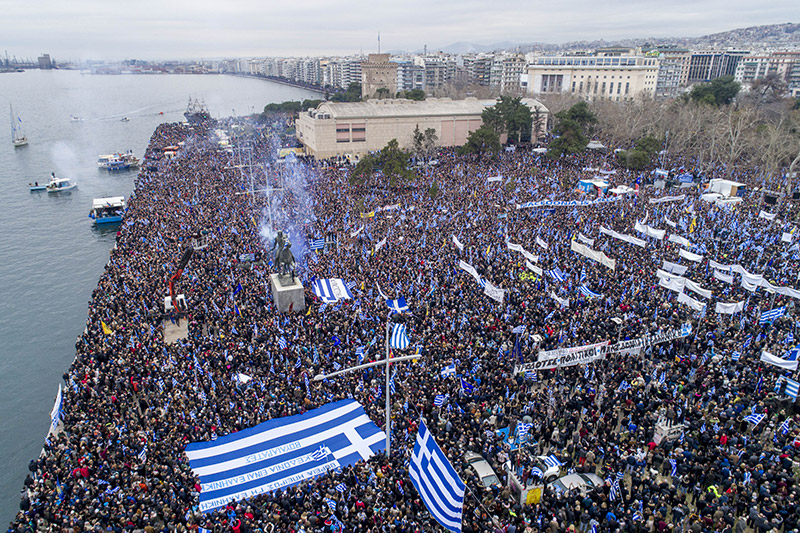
[
  {"xmin": 464, "ymin": 452, "xmax": 500, "ymax": 488},
  {"xmin": 548, "ymin": 473, "xmax": 605, "ymax": 495},
  {"xmin": 533, "ymin": 455, "xmax": 562, "ymax": 483}
]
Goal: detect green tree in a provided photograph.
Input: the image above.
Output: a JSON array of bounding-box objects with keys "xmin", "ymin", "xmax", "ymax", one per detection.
[
  {"xmin": 546, "ymin": 101, "xmax": 597, "ymax": 158},
  {"xmin": 349, "ymin": 139, "xmax": 415, "ymax": 188},
  {"xmin": 428, "ymin": 181, "xmax": 439, "ymax": 198},
  {"xmin": 689, "ymin": 76, "xmax": 741, "ymax": 106},
  {"xmin": 616, "ymin": 149, "xmax": 652, "ymax": 170},
  {"xmin": 401, "ymin": 89, "xmax": 426, "ymax": 101},
  {"xmin": 481, "ymin": 106, "xmax": 505, "ymax": 135},
  {"xmin": 331, "ymin": 82, "xmax": 363, "ymax": 102},
  {"xmin": 635, "ymin": 134, "xmax": 662, "ymax": 155},
  {"xmin": 375, "ymin": 87, "xmax": 391, "ymax": 100},
  {"xmin": 481, "ymin": 96, "xmax": 534, "ymax": 144},
  {"xmin": 459, "ymin": 125, "xmax": 501, "ymax": 158}
]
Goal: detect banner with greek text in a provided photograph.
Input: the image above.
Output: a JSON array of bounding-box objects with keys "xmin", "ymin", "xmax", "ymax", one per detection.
[
  {"xmin": 185, "ymin": 400, "xmax": 385, "ymax": 512},
  {"xmin": 599, "ymin": 226, "xmax": 646, "ymax": 248},
  {"xmin": 516, "ymin": 197, "xmax": 620, "ymax": 210},
  {"xmin": 648, "ymin": 195, "xmax": 686, "ymax": 204},
  {"xmin": 570, "ymin": 240, "xmax": 616, "ymax": 271}
]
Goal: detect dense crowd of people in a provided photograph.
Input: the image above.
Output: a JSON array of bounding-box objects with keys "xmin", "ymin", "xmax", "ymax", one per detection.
[{"xmin": 9, "ymin": 116, "xmax": 800, "ymax": 533}]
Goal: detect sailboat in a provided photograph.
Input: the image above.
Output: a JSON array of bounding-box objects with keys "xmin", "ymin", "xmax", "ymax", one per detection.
[{"xmin": 10, "ymin": 105, "xmax": 28, "ymax": 147}]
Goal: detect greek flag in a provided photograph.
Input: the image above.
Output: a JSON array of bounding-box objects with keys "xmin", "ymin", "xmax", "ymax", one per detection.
[
  {"xmin": 618, "ymin": 380, "xmax": 632, "ymax": 391},
  {"xmin": 744, "ymin": 412, "xmax": 766, "ymax": 426},
  {"xmin": 547, "ymin": 268, "xmax": 566, "ymax": 283},
  {"xmin": 313, "ymin": 279, "xmax": 354, "ymax": 303},
  {"xmin": 390, "ymin": 323, "xmax": 410, "ymax": 350},
  {"xmin": 731, "ymin": 351, "xmax": 741, "ymax": 361},
  {"xmin": 355, "ymin": 346, "xmax": 364, "ymax": 363},
  {"xmin": 335, "ymin": 482, "xmax": 347, "ymax": 493},
  {"xmin": 185, "ymin": 400, "xmax": 386, "ymax": 512},
  {"xmin": 387, "ymin": 296, "xmax": 409, "ymax": 314},
  {"xmin": 434, "ymin": 394, "xmax": 448, "ymax": 407},
  {"xmin": 669, "ymin": 459, "xmax": 677, "ymax": 476},
  {"xmin": 517, "ymin": 423, "xmax": 532, "ymax": 439},
  {"xmin": 781, "ymin": 418, "xmax": 791, "ymax": 435},
  {"xmin": 775, "ymin": 377, "xmax": 799, "ymax": 399},
  {"xmin": 409, "ymin": 420, "xmax": 465, "ymax": 533},
  {"xmin": 278, "ymin": 336, "xmax": 288, "ymax": 350},
  {"xmin": 441, "ymin": 363, "xmax": 456, "ymax": 378},
  {"xmin": 530, "ymin": 466, "xmax": 544, "ymax": 479},
  {"xmin": 309, "ymin": 238, "xmax": 325, "ymax": 250},
  {"xmin": 138, "ymin": 444, "xmax": 148, "ymax": 462},
  {"xmin": 759, "ymin": 307, "xmax": 785, "ymax": 324},
  {"xmin": 325, "ymin": 498, "xmax": 336, "ymax": 511},
  {"xmin": 742, "ymin": 334, "xmax": 752, "ymax": 349},
  {"xmin": 579, "ymin": 285, "xmax": 601, "ymax": 298},
  {"xmin": 542, "ymin": 455, "xmax": 563, "ymax": 469},
  {"xmin": 743, "ymin": 471, "xmax": 751, "ymax": 485},
  {"xmin": 659, "ymin": 371, "xmax": 666, "ymax": 385},
  {"xmin": 50, "ymin": 384, "xmax": 63, "ymax": 431},
  {"xmin": 511, "ymin": 325, "xmax": 526, "ymax": 334}
]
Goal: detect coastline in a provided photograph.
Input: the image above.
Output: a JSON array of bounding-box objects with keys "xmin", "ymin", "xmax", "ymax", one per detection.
[{"xmin": 225, "ymin": 72, "xmax": 325, "ymax": 95}]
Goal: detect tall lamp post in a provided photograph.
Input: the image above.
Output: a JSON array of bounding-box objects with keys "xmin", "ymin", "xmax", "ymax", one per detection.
[{"xmin": 314, "ymin": 313, "xmax": 416, "ymax": 456}]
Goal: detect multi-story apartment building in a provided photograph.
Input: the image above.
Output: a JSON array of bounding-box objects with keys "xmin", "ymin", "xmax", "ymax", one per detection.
[
  {"xmin": 643, "ymin": 47, "xmax": 691, "ymax": 99},
  {"xmin": 526, "ymin": 49, "xmax": 659, "ymax": 100},
  {"xmin": 734, "ymin": 51, "xmax": 800, "ymax": 96},
  {"xmin": 394, "ymin": 60, "xmax": 425, "ymax": 92},
  {"xmin": 500, "ymin": 54, "xmax": 527, "ymax": 95},
  {"xmin": 687, "ymin": 50, "xmax": 749, "ymax": 82}
]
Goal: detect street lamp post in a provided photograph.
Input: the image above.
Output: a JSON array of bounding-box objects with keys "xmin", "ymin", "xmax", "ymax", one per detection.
[{"xmin": 314, "ymin": 314, "xmax": 415, "ymax": 457}]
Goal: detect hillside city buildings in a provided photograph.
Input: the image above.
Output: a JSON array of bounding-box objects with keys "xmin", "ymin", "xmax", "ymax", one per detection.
[{"xmin": 218, "ymin": 45, "xmax": 800, "ymax": 99}]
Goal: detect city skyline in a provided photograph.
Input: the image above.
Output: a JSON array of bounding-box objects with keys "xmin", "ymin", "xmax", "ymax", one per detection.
[{"xmin": 2, "ymin": 0, "xmax": 798, "ymax": 61}]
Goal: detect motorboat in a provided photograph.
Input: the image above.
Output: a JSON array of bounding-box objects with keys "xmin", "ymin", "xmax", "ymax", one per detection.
[
  {"xmin": 29, "ymin": 182, "xmax": 46, "ymax": 192},
  {"xmin": 70, "ymin": 115, "xmax": 84, "ymax": 122},
  {"xmin": 120, "ymin": 117, "xmax": 130, "ymax": 122},
  {"xmin": 90, "ymin": 196, "xmax": 125, "ymax": 224},
  {"xmin": 46, "ymin": 177, "xmax": 77, "ymax": 193},
  {"xmin": 97, "ymin": 151, "xmax": 140, "ymax": 171}
]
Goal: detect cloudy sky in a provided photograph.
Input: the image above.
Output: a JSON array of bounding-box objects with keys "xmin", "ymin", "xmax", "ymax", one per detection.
[{"xmin": 2, "ymin": 0, "xmax": 798, "ymax": 60}]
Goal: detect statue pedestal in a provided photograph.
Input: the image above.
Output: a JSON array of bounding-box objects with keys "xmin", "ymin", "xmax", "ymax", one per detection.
[{"xmin": 270, "ymin": 274, "xmax": 305, "ymax": 313}]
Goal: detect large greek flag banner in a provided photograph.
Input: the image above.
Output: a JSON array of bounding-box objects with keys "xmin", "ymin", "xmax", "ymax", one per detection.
[
  {"xmin": 185, "ymin": 400, "xmax": 386, "ymax": 512},
  {"xmin": 410, "ymin": 420, "xmax": 465, "ymax": 532},
  {"xmin": 313, "ymin": 278, "xmax": 354, "ymax": 303}
]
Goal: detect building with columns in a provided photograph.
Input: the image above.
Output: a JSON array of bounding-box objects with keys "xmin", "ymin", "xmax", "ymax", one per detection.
[{"xmin": 526, "ymin": 49, "xmax": 659, "ymax": 100}]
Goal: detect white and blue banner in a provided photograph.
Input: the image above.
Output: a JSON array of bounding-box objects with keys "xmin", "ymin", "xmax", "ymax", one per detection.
[
  {"xmin": 516, "ymin": 196, "xmax": 620, "ymax": 210},
  {"xmin": 312, "ymin": 279, "xmax": 354, "ymax": 303},
  {"xmin": 599, "ymin": 226, "xmax": 646, "ymax": 248},
  {"xmin": 185, "ymin": 400, "xmax": 386, "ymax": 513},
  {"xmin": 648, "ymin": 194, "xmax": 686, "ymax": 204},
  {"xmin": 50, "ymin": 384, "xmax": 62, "ymax": 431}
]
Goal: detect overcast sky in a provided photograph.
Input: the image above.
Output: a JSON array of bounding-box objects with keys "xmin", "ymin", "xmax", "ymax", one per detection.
[{"xmin": 2, "ymin": 0, "xmax": 798, "ymax": 61}]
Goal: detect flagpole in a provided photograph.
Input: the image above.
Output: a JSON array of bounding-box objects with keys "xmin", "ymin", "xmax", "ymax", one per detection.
[{"xmin": 386, "ymin": 311, "xmax": 392, "ymax": 456}]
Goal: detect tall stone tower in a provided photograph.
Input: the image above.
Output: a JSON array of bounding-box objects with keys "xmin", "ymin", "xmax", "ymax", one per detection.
[{"xmin": 361, "ymin": 54, "xmax": 398, "ymax": 99}]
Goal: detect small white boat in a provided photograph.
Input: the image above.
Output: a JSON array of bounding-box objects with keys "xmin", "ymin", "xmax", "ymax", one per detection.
[
  {"xmin": 46, "ymin": 177, "xmax": 77, "ymax": 193},
  {"xmin": 10, "ymin": 104, "xmax": 28, "ymax": 147},
  {"xmin": 70, "ymin": 115, "xmax": 84, "ymax": 122},
  {"xmin": 90, "ymin": 196, "xmax": 125, "ymax": 224},
  {"xmin": 120, "ymin": 117, "xmax": 130, "ymax": 122}
]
